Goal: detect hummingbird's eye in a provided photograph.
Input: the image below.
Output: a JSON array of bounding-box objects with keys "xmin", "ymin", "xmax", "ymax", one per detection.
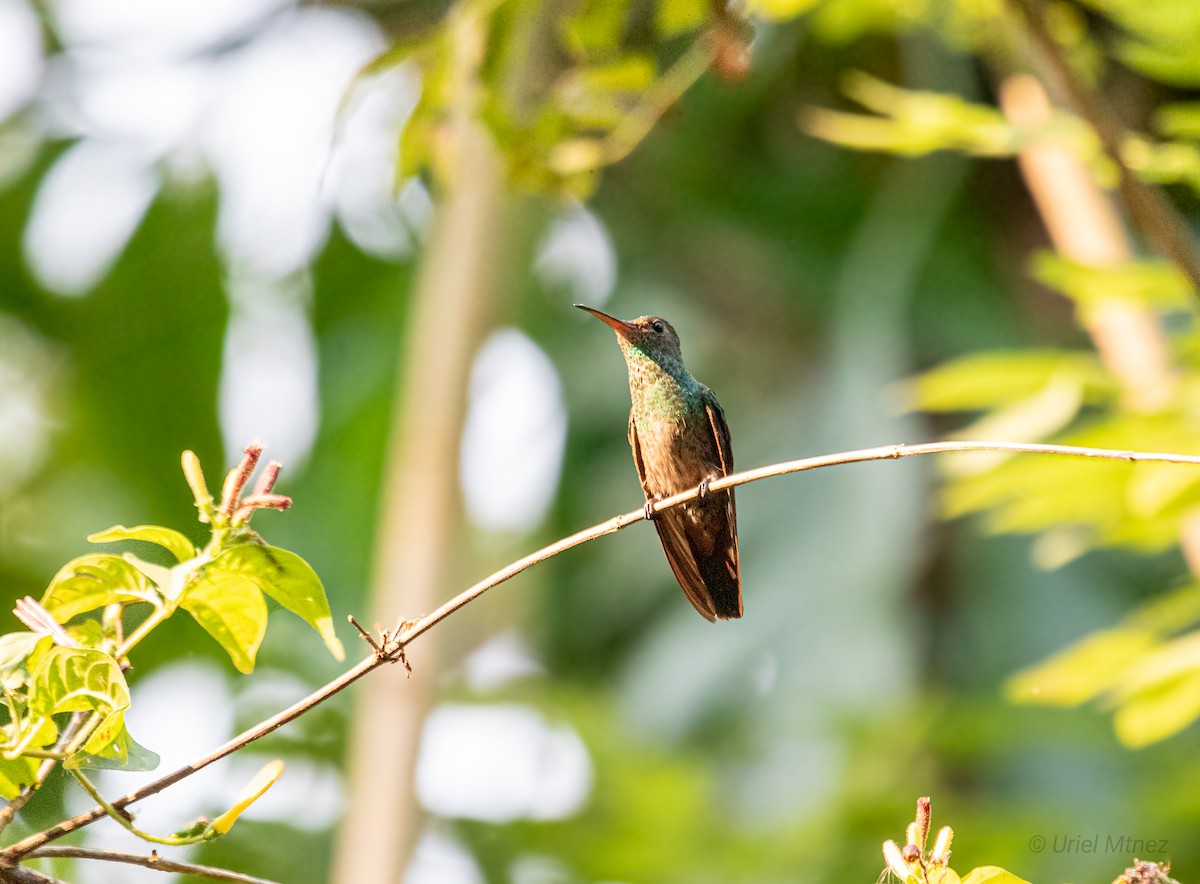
[{"xmin": 651, "ymin": 320, "xmax": 665, "ymax": 334}]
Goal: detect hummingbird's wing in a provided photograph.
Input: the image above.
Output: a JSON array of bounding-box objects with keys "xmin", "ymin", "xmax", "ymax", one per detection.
[
  {"xmin": 630, "ymin": 413, "xmax": 717, "ymax": 621},
  {"xmin": 701, "ymin": 390, "xmax": 742, "ymax": 618},
  {"xmin": 629, "ymin": 406, "xmax": 741, "ymax": 622}
]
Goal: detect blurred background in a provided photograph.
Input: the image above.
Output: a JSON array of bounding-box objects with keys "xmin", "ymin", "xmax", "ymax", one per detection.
[{"xmin": 2, "ymin": 0, "xmax": 1200, "ymax": 881}]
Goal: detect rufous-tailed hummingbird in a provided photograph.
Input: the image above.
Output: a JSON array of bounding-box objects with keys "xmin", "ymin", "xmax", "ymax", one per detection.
[{"xmin": 578, "ymin": 305, "xmax": 742, "ymax": 621}]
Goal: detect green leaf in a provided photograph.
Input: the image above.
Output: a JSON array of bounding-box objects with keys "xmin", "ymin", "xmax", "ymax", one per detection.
[
  {"xmin": 66, "ymin": 620, "xmax": 107, "ymax": 651},
  {"xmin": 1032, "ymin": 252, "xmax": 1192, "ymax": 310},
  {"xmin": 211, "ymin": 759, "xmax": 285, "ymax": 834},
  {"xmin": 353, "ymin": 34, "xmax": 432, "ymax": 81},
  {"xmin": 1110, "ymin": 632, "xmax": 1200, "ymax": 700},
  {"xmin": 4, "ymin": 715, "xmax": 58, "ymax": 759},
  {"xmin": 80, "ymin": 709, "xmax": 128, "ymax": 756},
  {"xmin": 123, "ymin": 554, "xmax": 186, "ymax": 601},
  {"xmin": 397, "ymin": 94, "xmax": 438, "ymax": 183},
  {"xmin": 0, "ymin": 633, "xmax": 43, "ymax": 672},
  {"xmin": 0, "ymin": 755, "xmax": 38, "ymax": 799},
  {"xmin": 907, "ymin": 350, "xmax": 1109, "ymax": 412},
  {"xmin": 657, "ymin": 0, "xmax": 709, "ymax": 37},
  {"xmin": 41, "ymin": 555, "xmax": 159, "ymax": 621},
  {"xmin": 961, "ymin": 869, "xmax": 1032, "ymax": 884},
  {"xmin": 806, "ymin": 73, "xmax": 1020, "ymax": 158},
  {"xmin": 1006, "ymin": 628, "xmax": 1160, "ymax": 707},
  {"xmin": 576, "ymin": 56, "xmax": 656, "ymax": 94},
  {"xmin": 29, "ymin": 647, "xmax": 131, "ymax": 759},
  {"xmin": 1118, "ymin": 38, "xmax": 1200, "ymax": 87},
  {"xmin": 1113, "ymin": 670, "xmax": 1200, "ymax": 747},
  {"xmin": 1155, "ymin": 102, "xmax": 1200, "ymax": 140},
  {"xmin": 66, "ymin": 722, "xmax": 160, "ymax": 772},
  {"xmin": 180, "ymin": 574, "xmax": 268, "ymax": 675},
  {"xmin": 927, "ymin": 870, "xmax": 961, "ymax": 884},
  {"xmin": 1124, "ymin": 584, "xmax": 1200, "ymax": 634},
  {"xmin": 747, "ymin": 0, "xmax": 822, "ymax": 19},
  {"xmin": 563, "ymin": 0, "xmax": 633, "ymax": 55},
  {"xmin": 88, "ymin": 524, "xmax": 197, "ymax": 564},
  {"xmin": 197, "ymin": 546, "xmax": 344, "ymax": 661}
]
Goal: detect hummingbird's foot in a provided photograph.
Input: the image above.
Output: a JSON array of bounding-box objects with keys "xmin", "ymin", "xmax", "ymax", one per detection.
[
  {"xmin": 644, "ymin": 499, "xmax": 658, "ymax": 522},
  {"xmin": 697, "ymin": 477, "xmax": 712, "ymax": 500}
]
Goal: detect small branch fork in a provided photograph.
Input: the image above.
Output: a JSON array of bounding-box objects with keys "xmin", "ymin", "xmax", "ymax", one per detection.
[
  {"xmin": 5, "ymin": 439, "xmax": 1200, "ymax": 867},
  {"xmin": 347, "ymin": 615, "xmax": 414, "ymax": 674}
]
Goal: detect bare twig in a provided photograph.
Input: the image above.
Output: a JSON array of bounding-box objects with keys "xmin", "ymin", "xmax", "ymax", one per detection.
[
  {"xmin": 347, "ymin": 615, "xmax": 383, "ymax": 655},
  {"xmin": 1008, "ymin": 0, "xmax": 1200, "ymax": 295},
  {"xmin": 24, "ymin": 846, "xmax": 281, "ymax": 884},
  {"xmin": 6, "ymin": 439, "xmax": 1200, "ymax": 859}
]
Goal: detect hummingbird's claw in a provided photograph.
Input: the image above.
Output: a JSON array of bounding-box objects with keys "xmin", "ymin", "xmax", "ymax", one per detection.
[
  {"xmin": 697, "ymin": 477, "xmax": 712, "ymax": 500},
  {"xmin": 644, "ymin": 499, "xmax": 658, "ymax": 522}
]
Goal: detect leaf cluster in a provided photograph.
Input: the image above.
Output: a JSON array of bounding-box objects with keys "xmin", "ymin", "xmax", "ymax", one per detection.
[
  {"xmin": 0, "ymin": 447, "xmax": 340, "ymax": 846},
  {"xmin": 352, "ymin": 0, "xmax": 753, "ymax": 198}
]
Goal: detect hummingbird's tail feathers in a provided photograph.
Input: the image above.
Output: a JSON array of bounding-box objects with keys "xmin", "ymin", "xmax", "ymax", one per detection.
[{"xmin": 653, "ymin": 496, "xmax": 742, "ymax": 621}]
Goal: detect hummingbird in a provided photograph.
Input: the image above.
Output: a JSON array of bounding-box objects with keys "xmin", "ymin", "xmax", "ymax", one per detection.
[{"xmin": 577, "ymin": 305, "xmax": 742, "ymax": 621}]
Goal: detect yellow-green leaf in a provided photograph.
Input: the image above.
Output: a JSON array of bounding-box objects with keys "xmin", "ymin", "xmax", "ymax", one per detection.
[
  {"xmin": 41, "ymin": 555, "xmax": 159, "ymax": 621},
  {"xmin": 1124, "ymin": 584, "xmax": 1200, "ymax": 633},
  {"xmin": 657, "ymin": 0, "xmax": 709, "ymax": 36},
  {"xmin": 563, "ymin": 0, "xmax": 633, "ymax": 55},
  {"xmin": 88, "ymin": 524, "xmax": 197, "ymax": 564},
  {"xmin": 28, "ymin": 647, "xmax": 130, "ymax": 760},
  {"xmin": 576, "ymin": 56, "xmax": 656, "ymax": 94},
  {"xmin": 66, "ymin": 722, "xmax": 160, "ymax": 772},
  {"xmin": 211, "ymin": 759, "xmax": 285, "ymax": 834},
  {"xmin": 1127, "ymin": 463, "xmax": 1200, "ymax": 518},
  {"xmin": 180, "ymin": 575, "xmax": 268, "ymax": 675},
  {"xmin": 747, "ymin": 0, "xmax": 822, "ymax": 20},
  {"xmin": 196, "ymin": 546, "xmax": 343, "ymax": 661},
  {"xmin": 906, "ymin": 350, "xmax": 1108, "ymax": 412},
  {"xmin": 1114, "ymin": 671, "xmax": 1200, "ymax": 748},
  {"xmin": 0, "ymin": 633, "xmax": 43, "ymax": 672},
  {"xmin": 0, "ymin": 755, "xmax": 38, "ymax": 799},
  {"xmin": 1006, "ymin": 628, "xmax": 1159, "ymax": 706},
  {"xmin": 550, "ymin": 138, "xmax": 606, "ymax": 175},
  {"xmin": 1155, "ymin": 102, "xmax": 1200, "ymax": 140},
  {"xmin": 961, "ymin": 868, "xmax": 1032, "ymax": 884},
  {"xmin": 1110, "ymin": 632, "xmax": 1200, "ymax": 700},
  {"xmin": 1032, "ymin": 252, "xmax": 1192, "ymax": 310},
  {"xmin": 927, "ymin": 869, "xmax": 962, "ymax": 884},
  {"xmin": 30, "ymin": 647, "xmax": 130, "ymax": 718}
]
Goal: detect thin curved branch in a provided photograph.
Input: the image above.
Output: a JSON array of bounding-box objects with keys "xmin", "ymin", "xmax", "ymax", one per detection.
[
  {"xmin": 6, "ymin": 439, "xmax": 1200, "ymax": 859},
  {"xmin": 24, "ymin": 847, "xmax": 280, "ymax": 884}
]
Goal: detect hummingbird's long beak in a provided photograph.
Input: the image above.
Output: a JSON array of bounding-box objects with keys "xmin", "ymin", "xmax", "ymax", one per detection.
[{"xmin": 575, "ymin": 304, "xmax": 637, "ymax": 339}]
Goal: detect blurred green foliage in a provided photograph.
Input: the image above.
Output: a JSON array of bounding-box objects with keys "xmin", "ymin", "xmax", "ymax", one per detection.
[{"xmin": 3, "ymin": 0, "xmax": 1200, "ymax": 881}]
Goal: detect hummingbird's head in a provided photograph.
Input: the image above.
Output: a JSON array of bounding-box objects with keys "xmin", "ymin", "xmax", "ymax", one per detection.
[{"xmin": 575, "ymin": 306, "xmax": 684, "ymax": 367}]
